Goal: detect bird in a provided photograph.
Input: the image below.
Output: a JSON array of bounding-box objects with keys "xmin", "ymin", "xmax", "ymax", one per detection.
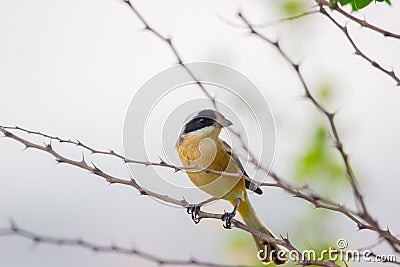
[{"xmin": 176, "ymin": 109, "xmax": 287, "ymax": 265}]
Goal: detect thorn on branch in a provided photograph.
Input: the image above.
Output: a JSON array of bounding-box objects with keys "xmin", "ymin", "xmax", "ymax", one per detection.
[
  {"xmin": 358, "ymin": 224, "xmax": 367, "ymax": 230},
  {"xmin": 326, "ymin": 112, "xmax": 336, "ymax": 120},
  {"xmin": 56, "ymin": 158, "xmax": 66, "ymax": 164},
  {"xmin": 10, "ymin": 223, "xmax": 17, "ymax": 232},
  {"xmin": 91, "ymin": 163, "xmax": 104, "ymax": 175},
  {"xmin": 335, "ymin": 141, "xmax": 343, "ymax": 151},
  {"xmin": 139, "ymin": 190, "xmax": 148, "ymax": 195},
  {"xmin": 310, "ymin": 193, "xmax": 321, "ymax": 201},
  {"xmin": 159, "ymin": 157, "xmax": 166, "ymax": 165},
  {"xmin": 304, "ymin": 91, "xmax": 311, "ymax": 98},
  {"xmin": 80, "ymin": 152, "xmax": 86, "ymax": 164},
  {"xmin": 2, "ymin": 130, "xmax": 12, "ymax": 137},
  {"xmin": 45, "ymin": 142, "xmax": 52, "ymax": 151}
]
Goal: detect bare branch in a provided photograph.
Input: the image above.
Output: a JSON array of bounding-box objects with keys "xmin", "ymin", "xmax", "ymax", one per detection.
[
  {"xmin": 0, "ymin": 126, "xmax": 259, "ymax": 180},
  {"xmin": 0, "ymin": 125, "xmax": 361, "ymax": 224},
  {"xmin": 3, "ymin": 121, "xmax": 399, "ymax": 254},
  {"xmin": 317, "ymin": 0, "xmax": 400, "ymax": 40},
  {"xmin": 121, "ymin": 0, "xmax": 216, "ymax": 108},
  {"xmin": 0, "ymin": 223, "xmax": 253, "ymax": 267},
  {"xmin": 254, "ymin": 10, "xmax": 318, "ymax": 28},
  {"xmin": 0, "ymin": 126, "xmax": 343, "ymax": 267},
  {"xmin": 0, "ymin": 127, "xmax": 188, "ymax": 207},
  {"xmin": 0, "ymin": 220, "xmax": 342, "ymax": 267},
  {"xmin": 2, "ymin": 2, "xmax": 399, "ymax": 265},
  {"xmin": 236, "ymin": 11, "xmax": 400, "ymax": 252},
  {"xmin": 218, "ymin": 10, "xmax": 318, "ymax": 29},
  {"xmin": 317, "ymin": 4, "xmax": 400, "ymax": 86}
]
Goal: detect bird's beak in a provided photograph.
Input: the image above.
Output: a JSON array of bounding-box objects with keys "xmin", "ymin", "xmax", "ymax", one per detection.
[{"xmin": 219, "ymin": 118, "xmax": 233, "ymax": 127}]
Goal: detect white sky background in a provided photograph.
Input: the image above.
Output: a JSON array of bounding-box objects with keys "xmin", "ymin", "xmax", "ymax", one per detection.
[{"xmin": 1, "ymin": 0, "xmax": 400, "ymax": 266}]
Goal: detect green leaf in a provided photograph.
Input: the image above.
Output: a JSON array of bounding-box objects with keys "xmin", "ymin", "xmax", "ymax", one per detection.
[
  {"xmin": 354, "ymin": 0, "xmax": 373, "ymax": 9},
  {"xmin": 336, "ymin": 0, "xmax": 391, "ymax": 10},
  {"xmin": 338, "ymin": 0, "xmax": 352, "ymax": 4}
]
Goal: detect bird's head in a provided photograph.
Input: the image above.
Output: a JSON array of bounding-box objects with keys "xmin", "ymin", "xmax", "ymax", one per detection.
[{"xmin": 179, "ymin": 109, "xmax": 233, "ymax": 140}]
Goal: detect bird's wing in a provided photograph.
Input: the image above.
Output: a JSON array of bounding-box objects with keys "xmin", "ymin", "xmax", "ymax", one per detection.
[{"xmin": 221, "ymin": 140, "xmax": 263, "ymax": 195}]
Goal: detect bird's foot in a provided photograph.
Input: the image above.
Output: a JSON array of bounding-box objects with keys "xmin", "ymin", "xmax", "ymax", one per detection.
[
  {"xmin": 221, "ymin": 210, "xmax": 236, "ymax": 229},
  {"xmin": 186, "ymin": 204, "xmax": 202, "ymax": 224}
]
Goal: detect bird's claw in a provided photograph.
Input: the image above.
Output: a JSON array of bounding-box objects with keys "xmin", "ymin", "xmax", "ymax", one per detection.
[
  {"xmin": 187, "ymin": 204, "xmax": 201, "ymax": 224},
  {"xmin": 221, "ymin": 210, "xmax": 236, "ymax": 229}
]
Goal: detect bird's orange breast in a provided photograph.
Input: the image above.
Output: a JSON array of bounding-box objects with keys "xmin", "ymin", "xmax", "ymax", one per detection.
[{"xmin": 176, "ymin": 134, "xmax": 245, "ymax": 200}]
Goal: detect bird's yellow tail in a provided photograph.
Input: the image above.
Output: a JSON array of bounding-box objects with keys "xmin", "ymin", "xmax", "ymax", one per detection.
[{"xmin": 231, "ymin": 196, "xmax": 287, "ymax": 265}]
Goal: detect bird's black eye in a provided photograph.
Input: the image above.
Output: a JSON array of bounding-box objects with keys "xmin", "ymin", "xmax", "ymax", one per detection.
[{"xmin": 199, "ymin": 118, "xmax": 206, "ymax": 124}]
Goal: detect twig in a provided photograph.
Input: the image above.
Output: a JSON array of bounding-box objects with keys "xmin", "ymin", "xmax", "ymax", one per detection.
[
  {"xmin": 0, "ymin": 125, "xmax": 359, "ymax": 223},
  {"xmin": 317, "ymin": 4, "xmax": 400, "ymax": 86},
  {"xmin": 0, "ymin": 127, "xmax": 341, "ymax": 267},
  {"xmin": 254, "ymin": 10, "xmax": 318, "ymax": 28},
  {"xmin": 317, "ymin": 0, "xmax": 400, "ymax": 40},
  {"xmin": 0, "ymin": 126, "xmax": 262, "ymax": 180},
  {"xmin": 2, "ymin": 124, "xmax": 399, "ymax": 254},
  {"xmin": 0, "ymin": 223, "xmax": 253, "ymax": 267},
  {"xmin": 0, "ymin": 127, "xmax": 188, "ymax": 207},
  {"xmin": 236, "ymin": 11, "xmax": 400, "ymax": 252},
  {"xmin": 218, "ymin": 10, "xmax": 317, "ymax": 29},
  {"xmin": 121, "ymin": 1, "xmax": 268, "ymax": 176},
  {"xmin": 122, "ymin": 0, "xmax": 216, "ymax": 108}
]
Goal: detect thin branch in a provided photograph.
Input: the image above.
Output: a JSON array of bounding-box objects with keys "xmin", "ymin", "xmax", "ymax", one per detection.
[
  {"xmin": 0, "ymin": 125, "xmax": 360, "ymax": 225},
  {"xmin": 236, "ymin": 11, "xmax": 400, "ymax": 252},
  {"xmin": 122, "ymin": 0, "xmax": 216, "ymax": 108},
  {"xmin": 254, "ymin": 10, "xmax": 318, "ymax": 28},
  {"xmin": 0, "ymin": 127, "xmax": 188, "ymax": 207},
  {"xmin": 0, "ymin": 126, "xmax": 261, "ymax": 180},
  {"xmin": 317, "ymin": 4, "xmax": 400, "ymax": 86},
  {"xmin": 121, "ymin": 0, "xmax": 268, "ymax": 178},
  {"xmin": 0, "ymin": 127, "xmax": 341, "ymax": 267},
  {"xmin": 2, "ymin": 123, "xmax": 399, "ymax": 255},
  {"xmin": 1, "ymin": 1, "xmax": 398, "ymax": 264},
  {"xmin": 122, "ymin": 0, "xmax": 280, "ymax": 192},
  {"xmin": 0, "ymin": 223, "xmax": 254, "ymax": 267},
  {"xmin": 218, "ymin": 10, "xmax": 318, "ymax": 29},
  {"xmin": 317, "ymin": 0, "xmax": 400, "ymax": 40},
  {"xmin": 0, "ymin": 125, "xmax": 396, "ymax": 265}
]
